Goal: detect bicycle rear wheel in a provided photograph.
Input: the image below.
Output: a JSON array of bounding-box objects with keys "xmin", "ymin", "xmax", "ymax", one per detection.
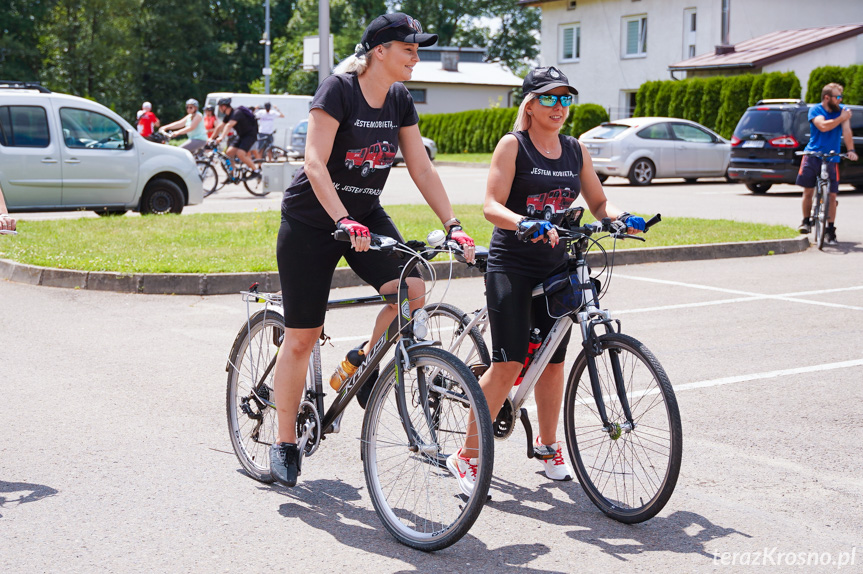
[
  {"xmin": 813, "ymin": 181, "xmax": 829, "ymax": 250},
  {"xmin": 563, "ymin": 333, "xmax": 682, "ymax": 524},
  {"xmin": 267, "ymin": 145, "xmax": 289, "ymax": 162},
  {"xmin": 423, "ymin": 302, "xmax": 490, "ymax": 370},
  {"xmin": 362, "ymin": 347, "xmax": 493, "ymax": 551},
  {"xmin": 197, "ymin": 161, "xmax": 219, "ymax": 197},
  {"xmin": 243, "ymin": 159, "xmax": 269, "ymax": 196},
  {"xmin": 226, "ymin": 309, "xmax": 284, "ymax": 482}
]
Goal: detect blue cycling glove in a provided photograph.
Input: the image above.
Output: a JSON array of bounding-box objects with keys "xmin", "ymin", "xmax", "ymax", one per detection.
[
  {"xmin": 618, "ymin": 212, "xmax": 646, "ymax": 232},
  {"xmin": 517, "ymin": 218, "xmax": 554, "ymax": 240}
]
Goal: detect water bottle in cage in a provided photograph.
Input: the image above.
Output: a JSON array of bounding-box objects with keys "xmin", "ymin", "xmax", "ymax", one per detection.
[{"xmin": 515, "ymin": 329, "xmax": 542, "ymax": 386}]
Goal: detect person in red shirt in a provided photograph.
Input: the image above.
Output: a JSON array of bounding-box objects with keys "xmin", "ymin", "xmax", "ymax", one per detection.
[{"xmin": 137, "ymin": 101, "xmax": 160, "ymax": 138}]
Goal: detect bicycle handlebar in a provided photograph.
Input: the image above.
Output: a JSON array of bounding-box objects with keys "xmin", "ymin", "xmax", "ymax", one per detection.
[
  {"xmin": 795, "ymin": 150, "xmax": 850, "ymax": 159},
  {"xmin": 516, "ymin": 212, "xmax": 661, "ymax": 243}
]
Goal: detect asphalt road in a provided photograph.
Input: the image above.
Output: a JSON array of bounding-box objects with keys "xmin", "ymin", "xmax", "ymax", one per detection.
[{"xmin": 2, "ymin": 166, "xmax": 862, "ymax": 572}]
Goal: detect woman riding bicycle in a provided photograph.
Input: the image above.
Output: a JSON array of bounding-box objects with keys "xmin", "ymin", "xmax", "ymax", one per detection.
[
  {"xmin": 159, "ymin": 98, "xmax": 208, "ymax": 154},
  {"xmin": 269, "ymin": 12, "xmax": 475, "ymax": 488},
  {"xmin": 450, "ymin": 67, "xmax": 645, "ymax": 495}
]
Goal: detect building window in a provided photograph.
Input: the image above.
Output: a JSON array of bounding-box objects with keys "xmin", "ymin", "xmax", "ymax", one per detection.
[
  {"xmin": 560, "ymin": 24, "xmax": 581, "ymax": 62},
  {"xmin": 623, "ymin": 15, "xmax": 647, "ymax": 58},
  {"xmin": 409, "ymin": 89, "xmax": 427, "ymax": 104},
  {"xmin": 683, "ymin": 8, "xmax": 696, "ymax": 59}
]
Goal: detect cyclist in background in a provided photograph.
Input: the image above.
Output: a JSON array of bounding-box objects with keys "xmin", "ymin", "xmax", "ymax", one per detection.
[
  {"xmin": 797, "ymin": 82, "xmax": 858, "ymax": 244},
  {"xmin": 137, "ymin": 101, "xmax": 160, "ymax": 138},
  {"xmin": 211, "ymin": 98, "xmax": 260, "ymax": 177},
  {"xmin": 203, "ymin": 105, "xmax": 219, "ymax": 140},
  {"xmin": 451, "ymin": 67, "xmax": 645, "ymax": 496},
  {"xmin": 268, "ymin": 12, "xmax": 475, "ymax": 488},
  {"xmin": 252, "ymin": 102, "xmax": 284, "ymax": 160},
  {"xmin": 159, "ymin": 99, "xmax": 208, "ymax": 154}
]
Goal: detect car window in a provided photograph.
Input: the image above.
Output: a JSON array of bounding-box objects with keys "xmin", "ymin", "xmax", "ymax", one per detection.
[
  {"xmin": 670, "ymin": 123, "xmax": 714, "ymax": 143},
  {"xmin": 636, "ymin": 123, "xmax": 672, "ymax": 140},
  {"xmin": 295, "ymin": 121, "xmax": 308, "ymax": 135},
  {"xmin": 734, "ymin": 110, "xmax": 785, "ymax": 138},
  {"xmin": 59, "ymin": 107, "xmax": 125, "ymax": 149},
  {"xmin": 581, "ymin": 124, "xmax": 630, "ymax": 139},
  {"xmin": 850, "ymin": 108, "xmax": 863, "ymax": 137},
  {"xmin": 0, "ymin": 105, "xmax": 51, "ymax": 147},
  {"xmin": 795, "ymin": 111, "xmax": 811, "ymax": 142}
]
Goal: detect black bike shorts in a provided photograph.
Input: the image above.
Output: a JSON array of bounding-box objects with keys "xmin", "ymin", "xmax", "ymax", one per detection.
[
  {"xmin": 486, "ymin": 270, "xmax": 571, "ymax": 365},
  {"xmin": 796, "ymin": 155, "xmax": 839, "ymax": 194},
  {"xmin": 228, "ymin": 133, "xmax": 257, "ymax": 153},
  {"xmin": 276, "ymin": 209, "xmax": 417, "ymax": 329}
]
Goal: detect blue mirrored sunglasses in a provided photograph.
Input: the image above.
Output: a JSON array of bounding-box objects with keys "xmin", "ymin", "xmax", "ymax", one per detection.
[{"xmin": 537, "ymin": 94, "xmax": 573, "ymax": 107}]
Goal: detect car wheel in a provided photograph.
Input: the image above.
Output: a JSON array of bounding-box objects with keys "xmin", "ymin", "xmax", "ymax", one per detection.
[
  {"xmin": 95, "ymin": 209, "xmax": 127, "ymax": 217},
  {"xmin": 684, "ymin": 178, "xmax": 698, "ymax": 184},
  {"xmin": 746, "ymin": 182, "xmax": 772, "ymax": 194},
  {"xmin": 597, "ymin": 174, "xmax": 608, "ymax": 183},
  {"xmin": 628, "ymin": 158, "xmax": 655, "ymax": 186},
  {"xmin": 140, "ymin": 179, "xmax": 184, "ymax": 215}
]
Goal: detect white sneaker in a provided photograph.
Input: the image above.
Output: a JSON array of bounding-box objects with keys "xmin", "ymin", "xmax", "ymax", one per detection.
[
  {"xmin": 446, "ymin": 449, "xmax": 478, "ymax": 497},
  {"xmin": 536, "ymin": 437, "xmax": 573, "ymax": 481}
]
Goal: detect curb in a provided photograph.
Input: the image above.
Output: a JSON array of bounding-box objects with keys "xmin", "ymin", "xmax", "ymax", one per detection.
[
  {"xmin": 0, "ymin": 236, "xmax": 809, "ymax": 295},
  {"xmin": 433, "ymin": 161, "xmax": 491, "ymax": 169}
]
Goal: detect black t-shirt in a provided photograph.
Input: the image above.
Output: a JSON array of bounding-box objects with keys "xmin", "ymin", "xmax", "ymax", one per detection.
[
  {"xmin": 281, "ymin": 73, "xmax": 419, "ymax": 229},
  {"xmin": 228, "ymin": 106, "xmax": 258, "ymax": 138},
  {"xmin": 486, "ymin": 130, "xmax": 584, "ymax": 277}
]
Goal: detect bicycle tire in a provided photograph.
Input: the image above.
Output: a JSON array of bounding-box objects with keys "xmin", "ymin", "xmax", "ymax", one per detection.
[
  {"xmin": 226, "ymin": 309, "xmax": 284, "ymax": 483},
  {"xmin": 423, "ymin": 302, "xmax": 490, "ymax": 370},
  {"xmin": 362, "ymin": 347, "xmax": 493, "ymax": 551},
  {"xmin": 563, "ymin": 332, "xmax": 682, "ymax": 524},
  {"xmin": 243, "ymin": 159, "xmax": 269, "ymax": 196},
  {"xmin": 267, "ymin": 146, "xmax": 289, "ymax": 162},
  {"xmin": 814, "ymin": 181, "xmax": 829, "ymax": 250},
  {"xmin": 197, "ymin": 161, "xmax": 219, "ymax": 197}
]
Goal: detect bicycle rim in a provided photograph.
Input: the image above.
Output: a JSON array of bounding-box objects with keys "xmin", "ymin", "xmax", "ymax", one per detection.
[
  {"xmin": 362, "ymin": 347, "xmax": 492, "ymax": 551},
  {"xmin": 564, "ymin": 333, "xmax": 682, "ymax": 523},
  {"xmin": 244, "ymin": 159, "xmax": 269, "ymax": 196},
  {"xmin": 423, "ymin": 303, "xmax": 490, "ymax": 370},
  {"xmin": 815, "ymin": 183, "xmax": 828, "ymax": 249},
  {"xmin": 198, "ymin": 161, "xmax": 219, "ymax": 197},
  {"xmin": 226, "ymin": 309, "xmax": 284, "ymax": 482}
]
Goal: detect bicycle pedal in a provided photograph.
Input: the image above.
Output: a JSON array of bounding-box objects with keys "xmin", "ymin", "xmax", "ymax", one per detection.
[{"xmin": 532, "ymin": 444, "xmax": 556, "ymax": 461}]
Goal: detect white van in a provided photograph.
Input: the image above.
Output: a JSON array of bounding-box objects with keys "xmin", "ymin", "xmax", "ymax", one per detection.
[
  {"xmin": 205, "ymin": 92, "xmax": 313, "ymax": 151},
  {"xmin": 0, "ymin": 82, "xmax": 203, "ymax": 215}
]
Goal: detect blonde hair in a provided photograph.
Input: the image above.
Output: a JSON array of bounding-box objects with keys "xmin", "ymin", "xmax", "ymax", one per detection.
[
  {"xmin": 513, "ymin": 93, "xmax": 537, "ymax": 132},
  {"xmin": 334, "ymin": 42, "xmax": 393, "ymax": 76}
]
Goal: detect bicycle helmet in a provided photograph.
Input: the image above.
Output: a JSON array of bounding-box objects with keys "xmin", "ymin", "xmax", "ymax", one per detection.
[
  {"xmin": 185, "ymin": 98, "xmax": 199, "ymax": 108},
  {"xmin": 217, "ymin": 97, "xmax": 232, "ymax": 107}
]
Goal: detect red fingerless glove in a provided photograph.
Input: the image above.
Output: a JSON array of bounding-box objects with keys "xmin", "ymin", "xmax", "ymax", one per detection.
[
  {"xmin": 447, "ymin": 226, "xmax": 474, "ymax": 247},
  {"xmin": 336, "ymin": 216, "xmax": 370, "ymax": 238}
]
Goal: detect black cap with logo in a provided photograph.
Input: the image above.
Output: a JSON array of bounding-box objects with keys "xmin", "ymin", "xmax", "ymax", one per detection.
[
  {"xmin": 360, "ymin": 13, "xmax": 438, "ymax": 53},
  {"xmin": 522, "ymin": 66, "xmax": 579, "ymax": 97}
]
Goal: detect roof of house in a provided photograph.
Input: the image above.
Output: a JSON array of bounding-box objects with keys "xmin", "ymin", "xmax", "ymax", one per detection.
[
  {"xmin": 406, "ymin": 61, "xmax": 523, "ymax": 87},
  {"xmin": 670, "ymin": 23, "xmax": 863, "ymax": 71}
]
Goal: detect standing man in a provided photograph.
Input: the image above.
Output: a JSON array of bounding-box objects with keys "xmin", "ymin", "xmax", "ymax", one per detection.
[
  {"xmin": 252, "ymin": 102, "xmax": 284, "ymax": 160},
  {"xmin": 797, "ymin": 83, "xmax": 858, "ymax": 245},
  {"xmin": 137, "ymin": 102, "xmax": 160, "ymax": 138},
  {"xmin": 211, "ymin": 98, "xmax": 260, "ymax": 176}
]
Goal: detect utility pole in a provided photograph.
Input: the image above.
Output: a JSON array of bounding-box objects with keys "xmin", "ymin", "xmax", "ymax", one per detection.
[
  {"xmin": 318, "ymin": 0, "xmax": 330, "ymax": 85},
  {"xmin": 261, "ymin": 0, "xmax": 272, "ymax": 93}
]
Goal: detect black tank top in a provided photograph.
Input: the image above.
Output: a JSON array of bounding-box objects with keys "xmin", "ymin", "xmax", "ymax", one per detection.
[{"xmin": 486, "ymin": 130, "xmax": 583, "ymax": 277}]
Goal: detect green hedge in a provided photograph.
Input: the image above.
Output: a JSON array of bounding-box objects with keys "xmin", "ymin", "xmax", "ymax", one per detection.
[
  {"xmin": 569, "ymin": 104, "xmax": 609, "ymax": 137},
  {"xmin": 806, "ymin": 64, "xmax": 863, "ymax": 104}
]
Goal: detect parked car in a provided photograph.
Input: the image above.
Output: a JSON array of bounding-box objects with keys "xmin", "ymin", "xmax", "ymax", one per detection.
[
  {"xmin": 580, "ymin": 117, "xmax": 731, "ymax": 185},
  {"xmin": 393, "ymin": 136, "xmax": 437, "ymax": 165},
  {"xmin": 727, "ymin": 99, "xmax": 863, "ymax": 193},
  {"xmin": 0, "ymin": 82, "xmax": 202, "ymax": 215}
]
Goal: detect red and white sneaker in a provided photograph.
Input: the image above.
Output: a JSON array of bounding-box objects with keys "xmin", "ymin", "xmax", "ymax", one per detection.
[
  {"xmin": 446, "ymin": 449, "xmax": 478, "ymax": 497},
  {"xmin": 536, "ymin": 436, "xmax": 573, "ymax": 481}
]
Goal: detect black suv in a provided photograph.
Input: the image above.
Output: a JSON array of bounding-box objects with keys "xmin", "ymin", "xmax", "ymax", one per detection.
[{"xmin": 727, "ymin": 99, "xmax": 863, "ymax": 193}]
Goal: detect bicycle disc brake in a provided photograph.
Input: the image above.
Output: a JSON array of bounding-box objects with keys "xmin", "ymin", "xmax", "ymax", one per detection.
[{"xmin": 296, "ymin": 400, "xmax": 322, "ymax": 457}]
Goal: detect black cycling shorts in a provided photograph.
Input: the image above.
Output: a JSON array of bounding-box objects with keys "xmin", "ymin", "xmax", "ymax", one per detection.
[
  {"xmin": 228, "ymin": 133, "xmax": 257, "ymax": 153},
  {"xmin": 276, "ymin": 209, "xmax": 417, "ymax": 329},
  {"xmin": 486, "ymin": 270, "xmax": 571, "ymax": 365}
]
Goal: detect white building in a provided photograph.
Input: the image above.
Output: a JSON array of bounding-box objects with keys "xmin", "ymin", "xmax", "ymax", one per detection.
[
  {"xmin": 405, "ymin": 47, "xmax": 523, "ymax": 114},
  {"xmin": 520, "ymin": 0, "xmax": 863, "ymax": 119}
]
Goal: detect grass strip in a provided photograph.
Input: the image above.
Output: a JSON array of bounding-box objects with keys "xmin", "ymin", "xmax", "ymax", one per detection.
[{"xmin": 0, "ymin": 206, "xmax": 798, "ymax": 274}]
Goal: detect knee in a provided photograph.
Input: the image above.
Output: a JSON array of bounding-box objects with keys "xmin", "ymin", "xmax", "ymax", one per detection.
[
  {"xmin": 280, "ymin": 330, "xmax": 319, "ymax": 359},
  {"xmin": 481, "ymin": 362, "xmax": 523, "ymax": 390}
]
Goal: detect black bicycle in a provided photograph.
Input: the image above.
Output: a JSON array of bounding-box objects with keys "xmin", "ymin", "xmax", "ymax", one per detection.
[
  {"xmin": 225, "ymin": 231, "xmax": 494, "ymax": 551},
  {"xmin": 796, "ymin": 150, "xmax": 847, "ymax": 250},
  {"xmin": 196, "ymin": 142, "xmax": 266, "ymax": 198}
]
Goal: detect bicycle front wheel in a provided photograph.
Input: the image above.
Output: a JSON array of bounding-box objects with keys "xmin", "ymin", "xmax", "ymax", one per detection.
[
  {"xmin": 362, "ymin": 347, "xmax": 493, "ymax": 551},
  {"xmin": 243, "ymin": 159, "xmax": 269, "ymax": 196},
  {"xmin": 423, "ymin": 302, "xmax": 490, "ymax": 370},
  {"xmin": 814, "ymin": 181, "xmax": 829, "ymax": 250},
  {"xmin": 563, "ymin": 333, "xmax": 682, "ymax": 524},
  {"xmin": 197, "ymin": 161, "xmax": 219, "ymax": 197},
  {"xmin": 267, "ymin": 145, "xmax": 289, "ymax": 162},
  {"xmin": 226, "ymin": 309, "xmax": 284, "ymax": 482}
]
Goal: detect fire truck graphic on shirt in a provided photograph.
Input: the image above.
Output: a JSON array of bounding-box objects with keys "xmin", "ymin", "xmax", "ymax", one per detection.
[
  {"xmin": 526, "ymin": 188, "xmax": 577, "ymax": 220},
  {"xmin": 345, "ymin": 141, "xmax": 397, "ymax": 177}
]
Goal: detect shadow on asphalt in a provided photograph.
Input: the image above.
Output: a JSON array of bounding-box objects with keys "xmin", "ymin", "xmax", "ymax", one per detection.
[
  {"xmin": 487, "ymin": 475, "xmax": 751, "ymax": 562},
  {"xmin": 271, "ymin": 478, "xmax": 565, "ymax": 571},
  {"xmin": 0, "ymin": 480, "xmax": 59, "ymax": 518}
]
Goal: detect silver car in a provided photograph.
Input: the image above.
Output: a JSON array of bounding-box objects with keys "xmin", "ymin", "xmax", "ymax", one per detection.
[{"xmin": 581, "ymin": 117, "xmax": 730, "ymax": 185}]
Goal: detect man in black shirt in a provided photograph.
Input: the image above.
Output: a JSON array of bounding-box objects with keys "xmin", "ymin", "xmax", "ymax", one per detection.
[{"xmin": 212, "ymin": 98, "xmax": 260, "ymax": 175}]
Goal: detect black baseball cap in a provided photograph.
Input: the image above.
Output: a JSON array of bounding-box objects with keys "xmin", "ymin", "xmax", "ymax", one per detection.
[
  {"xmin": 361, "ymin": 13, "xmax": 438, "ymax": 52},
  {"xmin": 522, "ymin": 67, "xmax": 578, "ymax": 97}
]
